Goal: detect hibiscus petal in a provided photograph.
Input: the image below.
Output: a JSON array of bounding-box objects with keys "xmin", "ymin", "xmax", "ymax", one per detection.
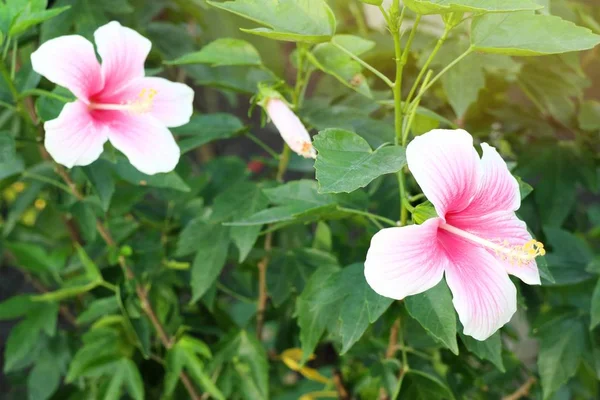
[
  {"xmin": 447, "ymin": 211, "xmax": 541, "ymax": 285},
  {"xmin": 462, "ymin": 143, "xmax": 521, "ymax": 216},
  {"xmin": 44, "ymin": 101, "xmax": 108, "ymax": 168},
  {"xmin": 31, "ymin": 35, "xmax": 103, "ymax": 101},
  {"xmin": 94, "ymin": 21, "xmax": 151, "ymax": 96},
  {"xmin": 440, "ymin": 231, "xmax": 517, "ymax": 340},
  {"xmin": 365, "ymin": 218, "xmax": 448, "ymax": 300},
  {"xmin": 102, "ymin": 112, "xmax": 180, "ymax": 175},
  {"xmin": 99, "ymin": 77, "xmax": 194, "ymax": 128},
  {"xmin": 407, "ymin": 129, "xmax": 480, "ymax": 218}
]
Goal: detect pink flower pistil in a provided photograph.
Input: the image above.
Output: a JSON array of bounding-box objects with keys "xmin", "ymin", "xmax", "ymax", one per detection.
[{"xmin": 365, "ymin": 129, "xmax": 543, "ymax": 341}]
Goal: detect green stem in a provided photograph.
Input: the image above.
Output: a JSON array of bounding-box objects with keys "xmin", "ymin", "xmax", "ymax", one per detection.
[
  {"xmin": 19, "ymin": 88, "xmax": 74, "ymax": 103},
  {"xmin": 2, "ymin": 37, "xmax": 10, "ymax": 61},
  {"xmin": 99, "ymin": 281, "xmax": 118, "ymax": 292},
  {"xmin": 22, "ymin": 171, "xmax": 76, "ymax": 196},
  {"xmin": 10, "ymin": 40, "xmax": 17, "ymax": 80},
  {"xmin": 331, "ymin": 42, "xmax": 394, "ymax": 88},
  {"xmin": 391, "ymin": 317, "xmax": 409, "ymax": 400},
  {"xmin": 392, "ymin": 6, "xmax": 406, "ymax": 146},
  {"xmin": 275, "ymin": 144, "xmax": 291, "ymax": 182},
  {"xmin": 397, "ymin": 171, "xmax": 408, "ymax": 226},
  {"xmin": 293, "ymin": 43, "xmax": 308, "ymax": 106},
  {"xmin": 400, "ymin": 15, "xmax": 422, "ymax": 67},
  {"xmin": 402, "ymin": 70, "xmax": 433, "ymax": 144},
  {"xmin": 246, "ymin": 132, "xmax": 280, "ymax": 160},
  {"xmin": 408, "ymin": 46, "xmax": 473, "ymax": 111},
  {"xmin": 0, "ymin": 60, "xmax": 20, "ymax": 104},
  {"xmin": 216, "ymin": 282, "xmax": 254, "ymax": 303},
  {"xmin": 338, "ymin": 207, "xmax": 397, "ymax": 227},
  {"xmin": 404, "ymin": 25, "xmax": 451, "ymax": 112},
  {"xmin": 350, "ymin": 0, "xmax": 369, "ymax": 37}
]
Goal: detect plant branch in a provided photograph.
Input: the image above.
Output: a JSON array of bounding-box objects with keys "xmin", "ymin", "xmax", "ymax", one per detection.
[
  {"xmin": 331, "ymin": 41, "xmax": 394, "ymax": 88},
  {"xmin": 338, "ymin": 207, "xmax": 398, "ymax": 227},
  {"xmin": 333, "ymin": 370, "xmax": 350, "ymax": 400},
  {"xmin": 256, "ymin": 231, "xmax": 272, "ymax": 340},
  {"xmin": 502, "ymin": 377, "xmax": 536, "ymax": 400}
]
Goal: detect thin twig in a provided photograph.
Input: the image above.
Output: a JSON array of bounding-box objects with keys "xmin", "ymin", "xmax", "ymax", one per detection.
[
  {"xmin": 23, "ymin": 272, "xmax": 77, "ymax": 326},
  {"xmin": 385, "ymin": 319, "xmax": 400, "ymax": 359},
  {"xmin": 256, "ymin": 231, "xmax": 272, "ymax": 340},
  {"xmin": 333, "ymin": 370, "xmax": 350, "ymax": 400},
  {"xmin": 502, "ymin": 377, "xmax": 536, "ymax": 400}
]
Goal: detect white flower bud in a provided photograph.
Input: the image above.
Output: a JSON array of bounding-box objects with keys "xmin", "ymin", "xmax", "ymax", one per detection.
[{"xmin": 265, "ymin": 98, "xmax": 316, "ymax": 159}]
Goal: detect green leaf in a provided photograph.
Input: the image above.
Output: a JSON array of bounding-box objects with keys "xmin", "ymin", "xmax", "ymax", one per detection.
[
  {"xmin": 112, "ymin": 158, "xmax": 190, "ymax": 192},
  {"xmin": 309, "ymin": 35, "xmax": 375, "ymax": 97},
  {"xmin": 8, "ymin": 2, "xmax": 70, "ymax": 36},
  {"xmin": 191, "ymin": 225, "xmax": 231, "ymax": 302},
  {"xmin": 207, "ymin": 0, "xmax": 336, "ymax": 43},
  {"xmin": 166, "ymin": 38, "xmax": 262, "ymax": 67},
  {"xmin": 471, "ymin": 12, "xmax": 600, "ymax": 56},
  {"xmin": 34, "ymin": 87, "xmax": 73, "ymax": 122},
  {"xmin": 71, "ymin": 202, "xmax": 97, "ymax": 243},
  {"xmin": 75, "ymin": 244, "xmax": 103, "ymax": 283},
  {"xmin": 211, "ymin": 330, "xmax": 268, "ymax": 399},
  {"xmin": 4, "ymin": 303, "xmax": 59, "ymax": 373},
  {"xmin": 83, "ymin": 162, "xmax": 115, "ymax": 212},
  {"xmin": 537, "ymin": 314, "xmax": 588, "ymax": 399},
  {"xmin": 590, "ymin": 279, "xmax": 600, "ymax": 330},
  {"xmin": 578, "ymin": 100, "xmax": 600, "ymax": 131},
  {"xmin": 337, "ymin": 264, "xmax": 394, "ymax": 354},
  {"xmin": 227, "ymin": 180, "xmax": 363, "ymax": 227},
  {"xmin": 77, "ymin": 297, "xmax": 120, "ymax": 325},
  {"xmin": 0, "ymin": 133, "xmax": 15, "ymax": 163},
  {"xmin": 459, "ymin": 331, "xmax": 504, "ymax": 372},
  {"xmin": 359, "ymin": 0, "xmax": 383, "ymax": 5},
  {"xmin": 297, "ymin": 265, "xmax": 344, "ymax": 361},
  {"xmin": 174, "ymin": 113, "xmax": 245, "ymax": 154},
  {"xmin": 0, "ymin": 295, "xmax": 34, "ymax": 320},
  {"xmin": 439, "ymin": 40, "xmax": 484, "ymax": 118},
  {"xmin": 412, "ymin": 201, "xmax": 438, "ymax": 225},
  {"xmin": 404, "ymin": 0, "xmax": 540, "ymax": 14},
  {"xmin": 27, "ymin": 334, "xmax": 70, "ymax": 400},
  {"xmin": 268, "ymin": 248, "xmax": 339, "ymax": 307},
  {"xmin": 400, "ymin": 370, "xmax": 455, "ymax": 400},
  {"xmin": 297, "ymin": 264, "xmax": 392, "ymax": 359},
  {"xmin": 104, "ymin": 359, "xmax": 145, "ymax": 400},
  {"xmin": 212, "ymin": 182, "xmax": 269, "ymax": 262},
  {"xmin": 543, "ymin": 227, "xmax": 594, "ymax": 285},
  {"xmin": 405, "ymin": 280, "xmax": 458, "ymax": 354},
  {"xmin": 314, "ymin": 129, "xmax": 406, "ymax": 193}
]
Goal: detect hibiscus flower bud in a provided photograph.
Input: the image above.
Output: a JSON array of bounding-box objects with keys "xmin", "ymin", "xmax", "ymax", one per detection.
[{"xmin": 261, "ymin": 95, "xmax": 316, "ymax": 159}]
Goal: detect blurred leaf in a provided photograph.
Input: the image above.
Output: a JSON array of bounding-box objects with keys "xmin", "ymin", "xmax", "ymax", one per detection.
[
  {"xmin": 537, "ymin": 314, "xmax": 588, "ymax": 399},
  {"xmin": 591, "ymin": 278, "xmax": 600, "ymax": 330},
  {"xmin": 71, "ymin": 202, "xmax": 97, "ymax": 243},
  {"xmin": 268, "ymin": 248, "xmax": 339, "ymax": 307},
  {"xmin": 167, "ymin": 38, "xmax": 262, "ymax": 67},
  {"xmin": 406, "ymin": 280, "xmax": 458, "ymax": 355},
  {"xmin": 27, "ymin": 334, "xmax": 70, "ymax": 400},
  {"xmin": 4, "ymin": 303, "xmax": 59, "ymax": 373},
  {"xmin": 83, "ymin": 161, "xmax": 115, "ymax": 212},
  {"xmin": 191, "ymin": 225, "xmax": 231, "ymax": 302},
  {"xmin": 578, "ymin": 100, "xmax": 600, "ymax": 131},
  {"xmin": 544, "ymin": 227, "xmax": 594, "ymax": 285},
  {"xmin": 405, "ymin": 0, "xmax": 540, "ymax": 14},
  {"xmin": 211, "ymin": 330, "xmax": 268, "ymax": 400},
  {"xmin": 165, "ymin": 336, "xmax": 223, "ymax": 399},
  {"xmin": 77, "ymin": 297, "xmax": 120, "ymax": 325},
  {"xmin": 207, "ymin": 0, "xmax": 336, "ymax": 43},
  {"xmin": 471, "ymin": 12, "xmax": 600, "ymax": 55},
  {"xmin": 103, "ymin": 358, "xmax": 144, "ymax": 400},
  {"xmin": 309, "ymin": 35, "xmax": 375, "ymax": 97},
  {"xmin": 112, "ymin": 158, "xmax": 190, "ymax": 192},
  {"xmin": 399, "ymin": 370, "xmax": 455, "ymax": 400},
  {"xmin": 314, "ymin": 129, "xmax": 406, "ymax": 193},
  {"xmin": 0, "ymin": 133, "xmax": 15, "ymax": 163},
  {"xmin": 413, "ymin": 201, "xmax": 438, "ymax": 225},
  {"xmin": 459, "ymin": 331, "xmax": 504, "ymax": 372},
  {"xmin": 0, "ymin": 294, "xmax": 34, "ymax": 320}
]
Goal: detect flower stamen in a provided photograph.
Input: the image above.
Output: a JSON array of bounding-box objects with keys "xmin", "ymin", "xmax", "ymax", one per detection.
[
  {"xmin": 89, "ymin": 88, "xmax": 157, "ymax": 114},
  {"xmin": 440, "ymin": 223, "xmax": 545, "ymax": 266}
]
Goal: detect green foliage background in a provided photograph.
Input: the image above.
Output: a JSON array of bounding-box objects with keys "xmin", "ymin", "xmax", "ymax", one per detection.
[{"xmin": 0, "ymin": 0, "xmax": 599, "ymax": 399}]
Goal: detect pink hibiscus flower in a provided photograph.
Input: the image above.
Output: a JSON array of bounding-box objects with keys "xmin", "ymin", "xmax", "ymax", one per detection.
[
  {"xmin": 31, "ymin": 21, "xmax": 194, "ymax": 175},
  {"xmin": 365, "ymin": 129, "xmax": 544, "ymax": 340}
]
